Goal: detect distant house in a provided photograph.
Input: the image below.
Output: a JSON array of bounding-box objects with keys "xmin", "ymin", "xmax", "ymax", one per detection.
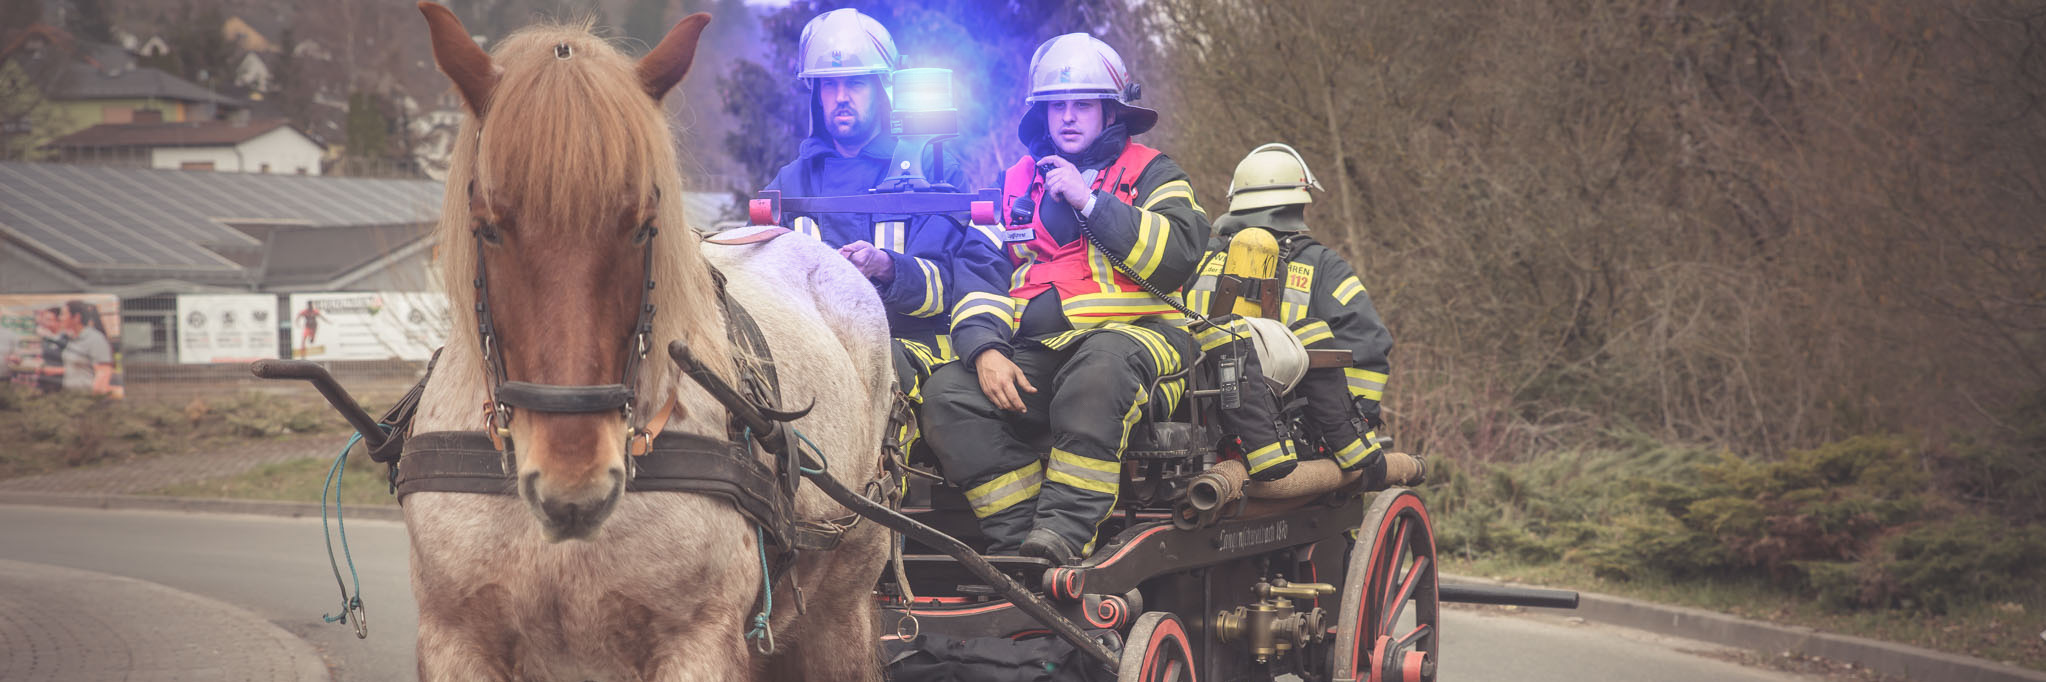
[
  {"xmin": 222, "ymin": 16, "xmax": 280, "ymax": 54},
  {"xmin": 110, "ymin": 28, "xmax": 169, "ymax": 57},
  {"xmin": 234, "ymin": 52, "xmax": 272, "ymax": 92},
  {"xmin": 1, "ymin": 25, "xmax": 244, "ymax": 142},
  {"xmin": 46, "ymin": 117, "xmax": 323, "ymax": 175}
]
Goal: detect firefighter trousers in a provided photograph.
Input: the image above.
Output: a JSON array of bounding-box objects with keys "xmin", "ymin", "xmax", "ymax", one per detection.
[
  {"xmin": 922, "ymin": 322, "xmax": 1192, "ymax": 553},
  {"xmin": 922, "ymin": 319, "xmax": 1299, "ymax": 555}
]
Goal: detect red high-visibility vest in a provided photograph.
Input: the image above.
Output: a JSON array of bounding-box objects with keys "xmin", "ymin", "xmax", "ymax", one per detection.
[{"xmin": 999, "ymin": 143, "xmax": 1181, "ymax": 328}]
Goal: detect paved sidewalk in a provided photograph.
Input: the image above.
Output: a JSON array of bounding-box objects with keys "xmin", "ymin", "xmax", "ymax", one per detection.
[
  {"xmin": 0, "ymin": 559, "xmax": 330, "ymax": 681},
  {"xmin": 0, "ymin": 435, "xmax": 341, "ymax": 495}
]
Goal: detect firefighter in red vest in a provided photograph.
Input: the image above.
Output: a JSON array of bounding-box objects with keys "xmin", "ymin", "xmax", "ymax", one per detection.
[{"xmin": 921, "ymin": 34, "xmax": 1298, "ymax": 564}]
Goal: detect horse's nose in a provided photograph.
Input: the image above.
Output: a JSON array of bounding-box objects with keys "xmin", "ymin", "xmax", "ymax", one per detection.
[{"xmin": 520, "ymin": 467, "xmax": 625, "ymax": 541}]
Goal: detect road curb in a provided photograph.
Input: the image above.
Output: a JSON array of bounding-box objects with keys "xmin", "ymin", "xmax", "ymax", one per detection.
[
  {"xmin": 5, "ymin": 493, "xmax": 2038, "ymax": 680},
  {"xmin": 1444, "ymin": 574, "xmax": 2046, "ymax": 682},
  {"xmin": 0, "ymin": 491, "xmax": 403, "ymax": 522}
]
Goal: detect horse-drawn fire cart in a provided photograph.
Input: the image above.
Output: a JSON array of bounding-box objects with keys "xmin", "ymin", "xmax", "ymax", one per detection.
[{"xmin": 260, "ymin": 180, "xmax": 1574, "ymax": 682}]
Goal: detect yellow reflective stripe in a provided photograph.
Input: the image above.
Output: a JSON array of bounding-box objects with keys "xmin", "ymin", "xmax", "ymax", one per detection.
[
  {"xmin": 899, "ymin": 257, "xmax": 943, "ymax": 318},
  {"xmin": 793, "ymin": 216, "xmax": 821, "ymax": 240},
  {"xmin": 1113, "ymin": 382, "xmax": 1150, "ymax": 453},
  {"xmin": 1038, "ymin": 328, "xmax": 1093, "ymax": 350},
  {"xmin": 1185, "ymin": 254, "xmax": 1223, "ymax": 314},
  {"xmin": 1009, "ymin": 245, "xmax": 1036, "ymax": 292},
  {"xmin": 1047, "ymin": 448, "xmax": 1120, "ymax": 494},
  {"xmin": 953, "ymin": 292, "xmax": 1019, "ymax": 333},
  {"xmin": 972, "ymin": 223, "xmax": 1004, "ymax": 247},
  {"xmin": 955, "ymin": 291, "xmax": 1016, "ymax": 314},
  {"xmin": 1193, "ymin": 324, "xmax": 1234, "ymax": 352},
  {"xmin": 952, "ymin": 304, "xmax": 1013, "ymax": 330},
  {"xmin": 1088, "ymin": 243, "xmax": 1116, "ymax": 289},
  {"xmin": 892, "ymin": 222, "xmax": 907, "ymax": 252},
  {"xmin": 1103, "ymin": 324, "xmax": 1160, "ymax": 372},
  {"xmin": 1244, "ymin": 441, "xmax": 1291, "ymax": 474},
  {"xmin": 1125, "ymin": 326, "xmax": 1179, "ymax": 375},
  {"xmin": 1062, "ymin": 300, "xmax": 1180, "ymax": 316},
  {"xmin": 1185, "ymin": 289, "xmax": 1211, "ymax": 318},
  {"xmin": 1141, "ymin": 180, "xmax": 1195, "ymax": 210},
  {"xmin": 1129, "ymin": 211, "xmax": 1170, "ymax": 279},
  {"xmin": 1157, "ymin": 377, "xmax": 1185, "ymax": 416},
  {"xmin": 1334, "ymin": 276, "xmax": 1367, "ymax": 305},
  {"xmin": 1292, "ymin": 319, "xmax": 1334, "ymax": 347},
  {"xmin": 934, "ymin": 334, "xmax": 954, "ymax": 361},
  {"xmin": 1333, "ymin": 438, "xmax": 1377, "ymax": 469},
  {"xmin": 899, "ymin": 339, "xmax": 943, "ymax": 370},
  {"xmin": 966, "ymin": 462, "xmax": 1043, "ymax": 518},
  {"xmin": 1057, "ymin": 294, "xmax": 1186, "ymax": 329},
  {"xmin": 1345, "ymin": 367, "xmax": 1388, "ymax": 401}
]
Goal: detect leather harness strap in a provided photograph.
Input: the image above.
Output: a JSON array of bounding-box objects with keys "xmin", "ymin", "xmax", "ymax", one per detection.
[
  {"xmin": 392, "ymin": 278, "xmax": 854, "ymax": 553},
  {"xmin": 627, "ymin": 396, "xmax": 680, "ymax": 457},
  {"xmin": 396, "ymin": 430, "xmax": 837, "ymax": 550}
]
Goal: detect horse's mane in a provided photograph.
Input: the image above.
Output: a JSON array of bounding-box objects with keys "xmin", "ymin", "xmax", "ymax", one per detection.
[{"xmin": 434, "ymin": 21, "xmax": 733, "ymax": 396}]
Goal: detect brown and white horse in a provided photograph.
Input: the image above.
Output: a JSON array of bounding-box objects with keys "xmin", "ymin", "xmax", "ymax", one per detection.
[{"xmin": 407, "ymin": 4, "xmax": 893, "ymax": 679}]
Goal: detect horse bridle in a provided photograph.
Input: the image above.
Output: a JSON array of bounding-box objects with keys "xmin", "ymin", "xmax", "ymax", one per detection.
[{"xmin": 470, "ymin": 181, "xmax": 663, "ymax": 470}]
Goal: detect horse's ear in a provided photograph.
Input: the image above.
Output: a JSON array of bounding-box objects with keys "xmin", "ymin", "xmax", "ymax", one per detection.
[
  {"xmin": 419, "ymin": 1, "xmax": 497, "ymax": 117},
  {"xmin": 638, "ymin": 13, "xmax": 711, "ymax": 102}
]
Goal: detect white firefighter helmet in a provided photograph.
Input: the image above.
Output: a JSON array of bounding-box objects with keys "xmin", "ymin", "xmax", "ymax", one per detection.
[
  {"xmin": 1227, "ymin": 143, "xmax": 1323, "ymax": 213},
  {"xmin": 1242, "ymin": 316, "xmax": 1309, "ymax": 393},
  {"xmin": 796, "ymin": 9, "xmax": 900, "ymax": 82},
  {"xmin": 1019, "ymin": 33, "xmax": 1158, "ymax": 143}
]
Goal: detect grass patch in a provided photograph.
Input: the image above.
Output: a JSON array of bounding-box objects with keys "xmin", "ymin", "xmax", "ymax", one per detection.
[
  {"xmin": 151, "ymin": 450, "xmax": 399, "ymax": 507},
  {"xmin": 0, "ymin": 383, "xmax": 393, "ymax": 480}
]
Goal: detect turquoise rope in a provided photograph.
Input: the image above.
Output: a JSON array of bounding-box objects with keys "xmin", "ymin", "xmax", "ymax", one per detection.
[
  {"xmin": 743, "ymin": 525, "xmax": 773, "ymax": 647},
  {"xmin": 737, "ymin": 426, "xmax": 832, "ymax": 650},
  {"xmin": 793, "ymin": 429, "xmax": 827, "ymax": 475},
  {"xmin": 739, "ymin": 427, "xmax": 774, "ymax": 650},
  {"xmin": 320, "ymin": 427, "xmax": 385, "ymax": 633}
]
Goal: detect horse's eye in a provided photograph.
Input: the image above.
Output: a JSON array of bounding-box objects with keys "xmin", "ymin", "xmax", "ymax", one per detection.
[
  {"xmin": 631, "ymin": 219, "xmax": 656, "ymax": 246},
  {"xmin": 474, "ymin": 221, "xmax": 504, "ymax": 245}
]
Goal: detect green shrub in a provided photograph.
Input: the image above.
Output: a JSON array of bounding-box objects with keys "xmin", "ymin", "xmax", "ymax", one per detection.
[
  {"xmin": 1436, "ymin": 432, "xmax": 2043, "ymax": 615},
  {"xmin": 1876, "ymin": 515, "xmax": 2046, "ymax": 613}
]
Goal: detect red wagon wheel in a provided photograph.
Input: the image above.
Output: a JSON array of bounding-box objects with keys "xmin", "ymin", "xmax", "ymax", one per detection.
[
  {"xmin": 1332, "ymin": 488, "xmax": 1439, "ymax": 682},
  {"xmin": 1118, "ymin": 612, "xmax": 1197, "ymax": 682}
]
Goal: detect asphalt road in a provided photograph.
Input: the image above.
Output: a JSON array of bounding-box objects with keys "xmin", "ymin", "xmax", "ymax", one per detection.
[{"xmin": 0, "ymin": 504, "xmax": 1818, "ymax": 682}]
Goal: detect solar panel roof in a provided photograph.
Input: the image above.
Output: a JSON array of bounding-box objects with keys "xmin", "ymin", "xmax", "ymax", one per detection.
[{"xmin": 0, "ymin": 162, "xmax": 444, "ymax": 279}]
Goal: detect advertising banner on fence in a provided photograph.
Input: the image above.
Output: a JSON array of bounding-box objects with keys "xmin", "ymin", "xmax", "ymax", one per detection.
[
  {"xmin": 0, "ymin": 294, "xmax": 123, "ymax": 397},
  {"xmin": 288, "ymin": 292, "xmax": 448, "ymax": 361},
  {"xmin": 175, "ymin": 294, "xmax": 280, "ymax": 364}
]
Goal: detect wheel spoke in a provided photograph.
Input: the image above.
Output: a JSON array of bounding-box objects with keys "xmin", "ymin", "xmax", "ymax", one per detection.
[
  {"xmin": 1380, "ymin": 554, "xmax": 1429, "ymax": 633},
  {"xmin": 1377, "ymin": 515, "xmax": 1411, "ymax": 602},
  {"xmin": 1393, "ymin": 622, "xmax": 1432, "ymax": 652}
]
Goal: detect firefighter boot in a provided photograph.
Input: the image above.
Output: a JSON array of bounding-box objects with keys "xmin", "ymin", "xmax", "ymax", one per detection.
[{"xmin": 1020, "ymin": 528, "xmax": 1082, "ymax": 566}]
